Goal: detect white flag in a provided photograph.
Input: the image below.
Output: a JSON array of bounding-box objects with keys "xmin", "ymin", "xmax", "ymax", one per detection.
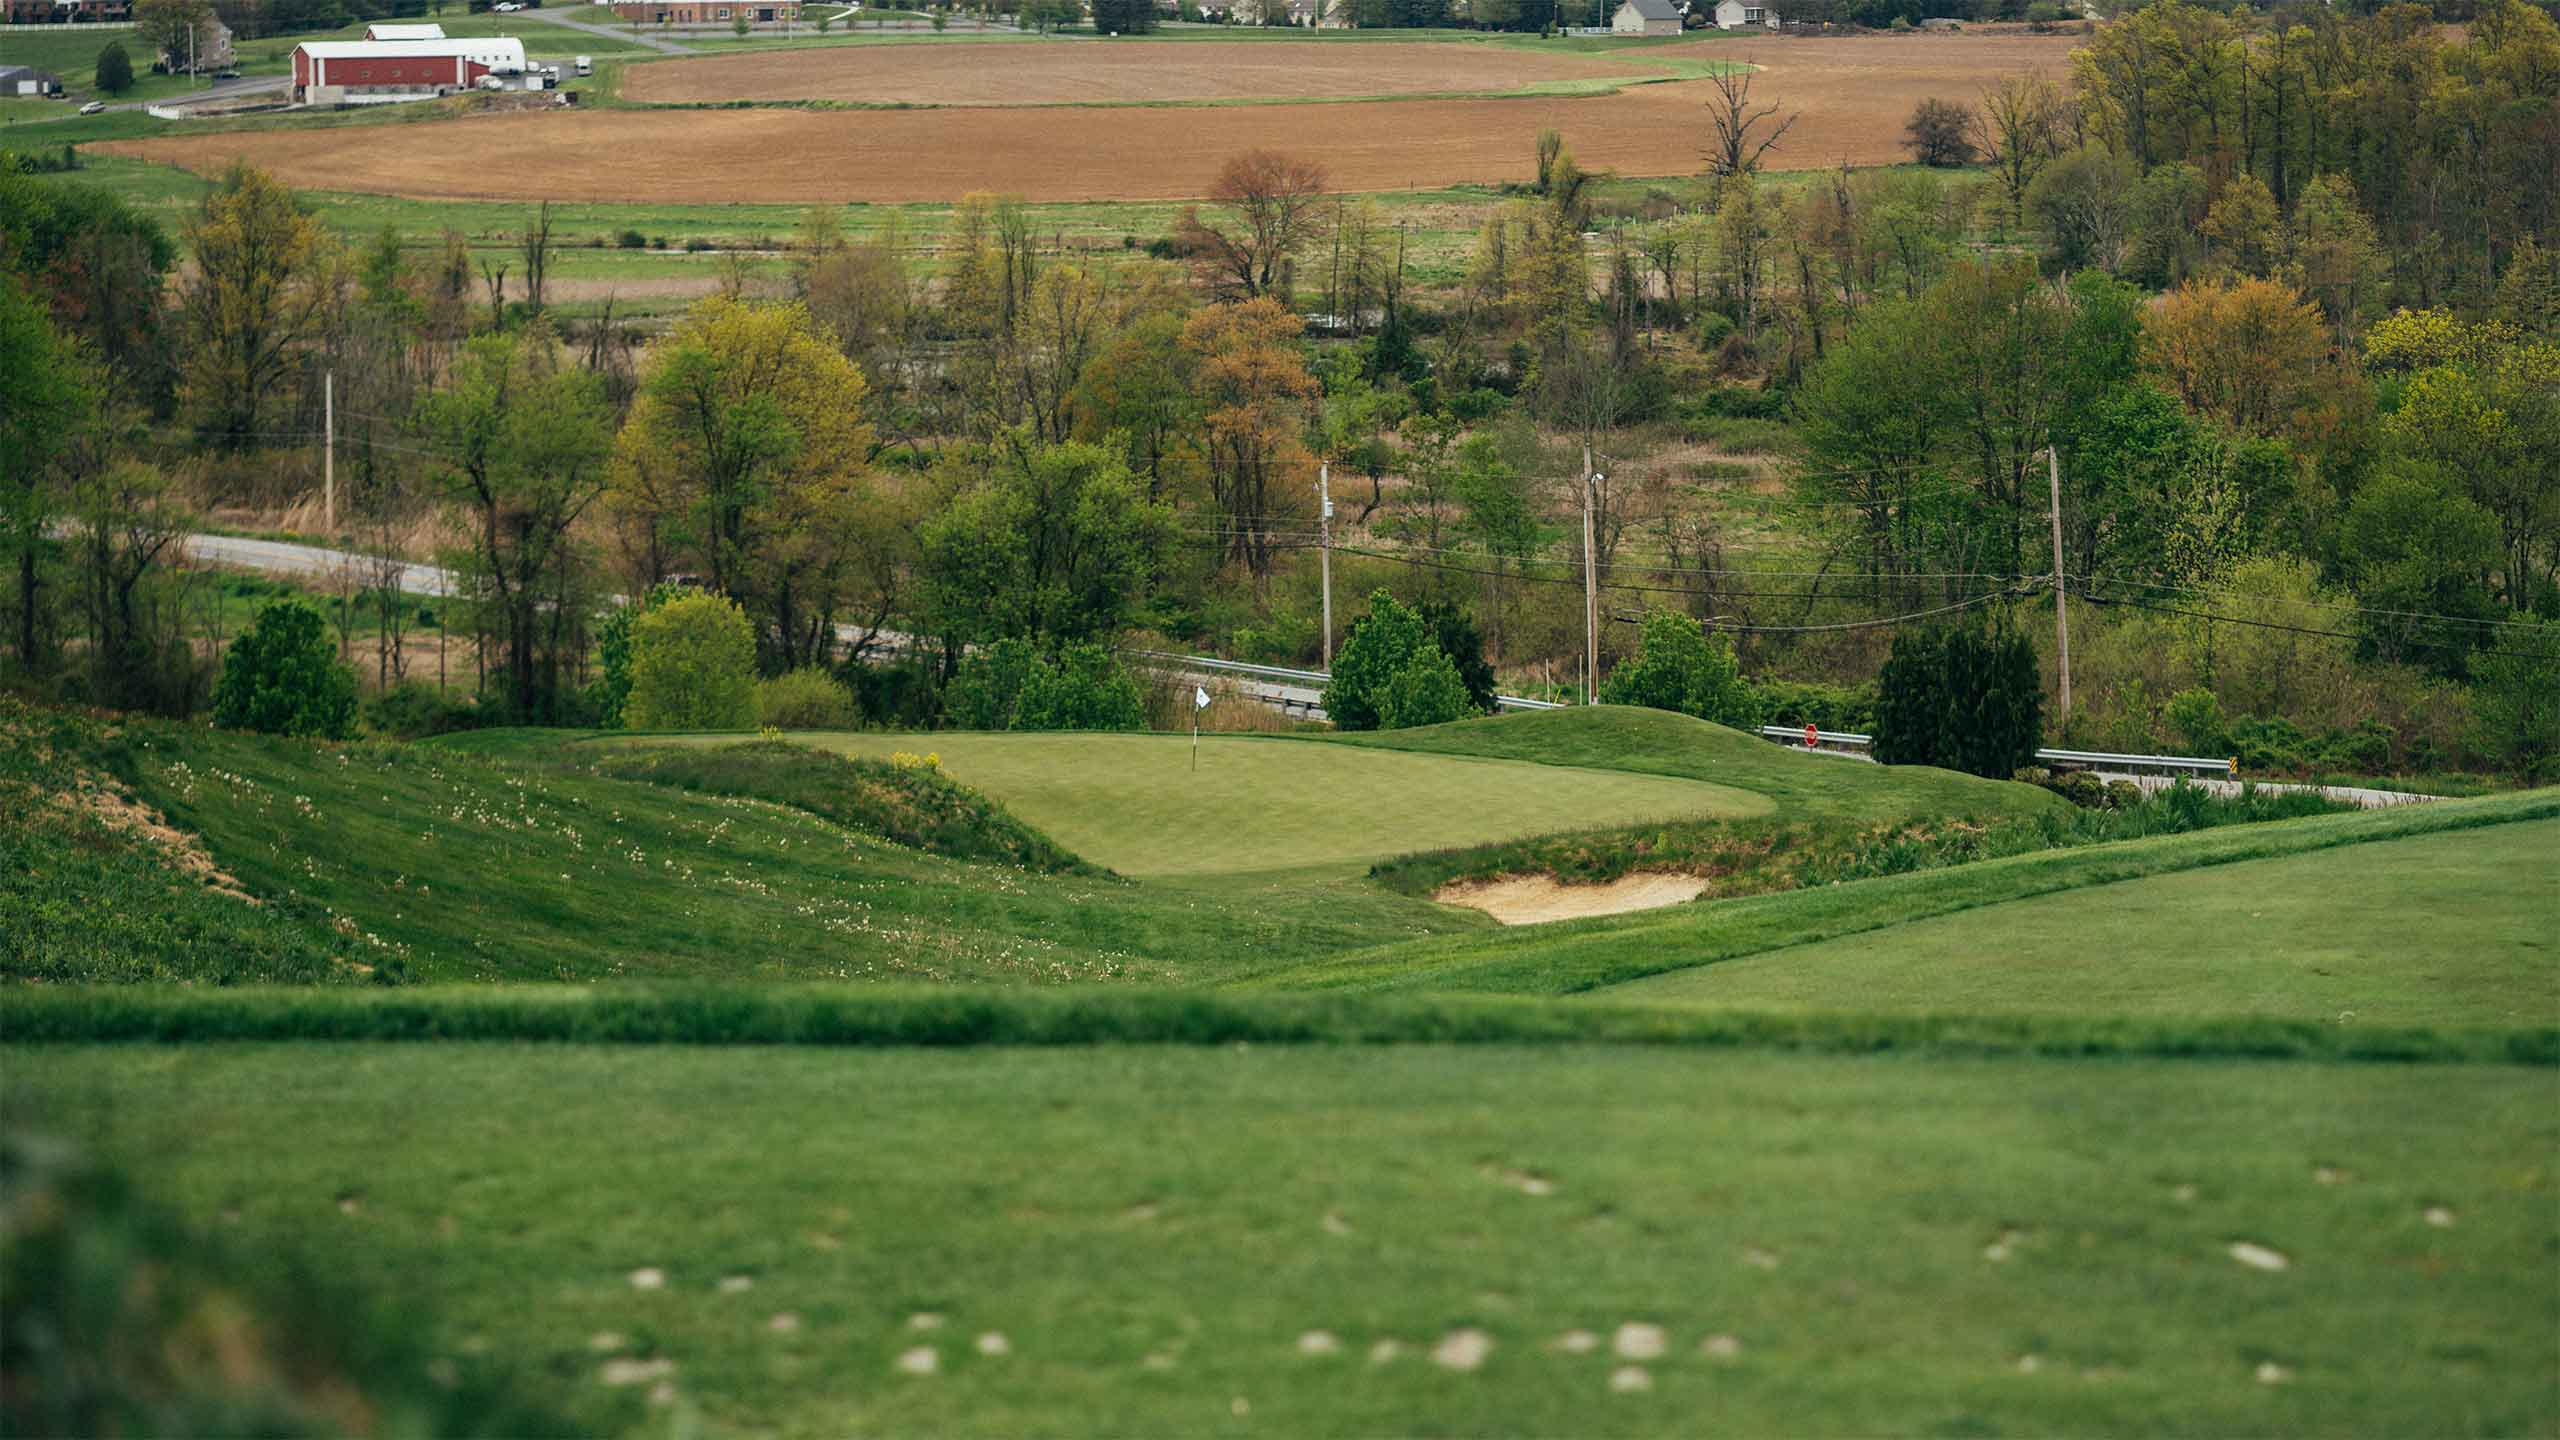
[{"xmin": 1194, "ymin": 685, "xmax": 1212, "ymax": 711}]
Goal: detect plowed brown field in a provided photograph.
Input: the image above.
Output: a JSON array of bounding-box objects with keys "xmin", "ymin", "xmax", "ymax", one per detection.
[
  {"xmin": 623, "ymin": 39, "xmax": 1671, "ymax": 104},
  {"xmin": 100, "ymin": 31, "xmax": 2079, "ymax": 204}
]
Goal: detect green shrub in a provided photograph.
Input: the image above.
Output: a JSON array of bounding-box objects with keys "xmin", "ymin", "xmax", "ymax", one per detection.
[
  {"xmin": 616, "ymin": 228, "xmax": 647, "ymax": 249},
  {"xmin": 1872, "ymin": 624, "xmax": 2044, "ymax": 779},
  {"xmin": 361, "ymin": 682, "xmax": 486, "ymax": 740},
  {"xmin": 947, "ymin": 639, "xmax": 1144, "ymax": 732},
  {"xmin": 1322, "ymin": 591, "xmax": 1432, "ymax": 732},
  {"xmin": 756, "ymin": 667, "xmax": 858, "ymax": 730},
  {"xmin": 1600, "ymin": 610, "xmax": 1755, "ymax": 728},
  {"xmin": 1417, "ymin": 600, "xmax": 1498, "ymax": 714},
  {"xmin": 588, "ymin": 580, "xmax": 689, "ymax": 728},
  {"xmin": 211, "ymin": 601, "xmax": 357, "ymax": 740},
  {"xmin": 1746, "ymin": 678, "xmax": 1876, "ymax": 734},
  {"xmin": 2469, "ymin": 618, "xmax": 2560, "ymax": 781},
  {"xmin": 1378, "ymin": 647, "xmax": 1475, "ymax": 730},
  {"xmin": 626, "ymin": 592, "xmax": 758, "ymax": 731},
  {"xmin": 2164, "ymin": 686, "xmax": 2230, "ymax": 756}
]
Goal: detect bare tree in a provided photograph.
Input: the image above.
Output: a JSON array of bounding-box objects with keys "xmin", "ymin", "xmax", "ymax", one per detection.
[
  {"xmin": 519, "ymin": 200, "xmax": 553, "ymax": 316},
  {"xmin": 1975, "ymin": 71, "xmax": 2062, "ymax": 231},
  {"xmin": 1702, "ymin": 70, "xmax": 1797, "ymax": 178},
  {"xmin": 1174, "ymin": 149, "xmax": 1332, "ymax": 302}
]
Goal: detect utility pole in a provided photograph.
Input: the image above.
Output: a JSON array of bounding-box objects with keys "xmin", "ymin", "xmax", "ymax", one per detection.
[
  {"xmin": 2047, "ymin": 444, "xmax": 2071, "ymax": 726},
  {"xmin": 1318, "ymin": 462, "xmax": 1334, "ymax": 671},
  {"xmin": 322, "ymin": 369, "xmax": 336, "ymax": 535},
  {"xmin": 1582, "ymin": 442, "xmax": 1598, "ymax": 705}
]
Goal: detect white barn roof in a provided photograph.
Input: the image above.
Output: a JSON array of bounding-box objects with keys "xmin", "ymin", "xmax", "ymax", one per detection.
[
  {"xmin": 366, "ymin": 22, "xmax": 448, "ymax": 38},
  {"xmin": 297, "ymin": 37, "xmax": 527, "ymax": 64}
]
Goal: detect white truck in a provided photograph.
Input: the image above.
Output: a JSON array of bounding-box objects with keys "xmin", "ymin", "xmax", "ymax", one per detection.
[{"xmin": 574, "ymin": 54, "xmax": 592, "ymax": 75}]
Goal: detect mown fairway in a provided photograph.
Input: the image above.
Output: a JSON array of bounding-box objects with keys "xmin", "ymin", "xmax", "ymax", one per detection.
[
  {"xmin": 11, "ymin": 1042, "xmax": 2552, "ymax": 1437},
  {"xmin": 736, "ymin": 730, "xmax": 1774, "ymax": 877},
  {"xmin": 1612, "ymin": 818, "xmax": 2560, "ymax": 1024}
]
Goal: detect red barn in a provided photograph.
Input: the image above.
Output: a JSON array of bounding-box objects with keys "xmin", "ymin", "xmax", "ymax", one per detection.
[{"xmin": 291, "ymin": 37, "xmax": 529, "ymax": 105}]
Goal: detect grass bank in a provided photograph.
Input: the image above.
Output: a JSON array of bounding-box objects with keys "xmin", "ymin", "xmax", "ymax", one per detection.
[{"xmin": 1258, "ymin": 788, "xmax": 2560, "ymax": 996}]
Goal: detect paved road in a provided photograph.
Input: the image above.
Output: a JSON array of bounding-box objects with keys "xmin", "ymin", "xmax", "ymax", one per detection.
[{"xmin": 530, "ymin": 8, "xmax": 697, "ymax": 54}]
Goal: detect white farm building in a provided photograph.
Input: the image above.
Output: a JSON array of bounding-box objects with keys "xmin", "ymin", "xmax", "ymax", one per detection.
[{"xmin": 291, "ymin": 36, "xmax": 535, "ymax": 105}]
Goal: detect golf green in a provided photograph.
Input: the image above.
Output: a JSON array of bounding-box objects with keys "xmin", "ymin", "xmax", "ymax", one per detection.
[{"xmin": 760, "ymin": 732, "xmax": 1772, "ymax": 877}]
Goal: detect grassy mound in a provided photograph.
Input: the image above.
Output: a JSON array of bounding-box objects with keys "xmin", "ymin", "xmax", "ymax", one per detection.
[
  {"xmin": 1373, "ymin": 782, "xmax": 2348, "ymax": 900},
  {"xmin": 32, "ymin": 717, "xmax": 1458, "ymax": 986},
  {"xmin": 0, "ymin": 1127, "xmax": 596, "ymax": 1437},
  {"xmin": 1322, "ymin": 705, "xmax": 2067, "ymax": 822},
  {"xmin": 13, "ymin": 1042, "xmax": 2553, "ymax": 1436},
  {"xmin": 0, "ymin": 700, "xmax": 376, "ymax": 986},
  {"xmin": 587, "ymin": 741, "xmax": 1092, "ymax": 875}
]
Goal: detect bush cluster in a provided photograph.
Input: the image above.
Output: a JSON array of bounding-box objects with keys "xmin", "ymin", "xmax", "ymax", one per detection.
[
  {"xmin": 211, "ymin": 600, "xmax": 357, "ymax": 741},
  {"xmin": 625, "ymin": 592, "xmax": 758, "ymax": 731},
  {"xmin": 756, "ymin": 667, "xmax": 858, "ymax": 730},
  {"xmin": 1872, "ymin": 624, "xmax": 2044, "ymax": 779},
  {"xmin": 1322, "ymin": 591, "xmax": 1493, "ymax": 732},
  {"xmin": 946, "ymin": 639, "xmax": 1146, "ymax": 732},
  {"xmin": 1600, "ymin": 610, "xmax": 1755, "ymax": 728}
]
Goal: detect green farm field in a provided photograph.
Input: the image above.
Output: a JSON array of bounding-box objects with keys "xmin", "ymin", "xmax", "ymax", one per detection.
[{"xmin": 10, "ymin": 1042, "xmax": 2554, "ymax": 1437}]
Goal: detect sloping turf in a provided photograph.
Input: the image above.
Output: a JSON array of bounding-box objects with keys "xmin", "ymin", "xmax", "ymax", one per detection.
[
  {"xmin": 1255, "ymin": 790, "xmax": 2560, "ymax": 997},
  {"xmin": 11, "ymin": 1043, "xmax": 2552, "ymax": 1437},
  {"xmin": 1611, "ymin": 818, "xmax": 2560, "ymax": 1026}
]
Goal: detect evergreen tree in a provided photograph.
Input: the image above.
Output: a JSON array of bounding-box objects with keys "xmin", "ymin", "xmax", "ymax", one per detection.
[{"xmin": 95, "ymin": 42, "xmax": 134, "ymax": 96}]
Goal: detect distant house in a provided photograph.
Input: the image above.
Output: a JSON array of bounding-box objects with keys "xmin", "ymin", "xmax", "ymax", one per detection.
[
  {"xmin": 157, "ymin": 15, "xmax": 235, "ymax": 72},
  {"xmin": 1917, "ymin": 15, "xmax": 1960, "ymax": 27},
  {"xmin": 1711, "ymin": 0, "xmax": 1775, "ymax": 25},
  {"xmin": 607, "ymin": 0, "xmax": 801, "ymax": 22},
  {"xmin": 365, "ymin": 21, "xmax": 449, "ymax": 38},
  {"xmin": 1, "ymin": 0, "xmax": 131, "ymax": 23},
  {"xmin": 0, "ymin": 64, "xmax": 64, "ymax": 96},
  {"xmin": 1611, "ymin": 0, "xmax": 1680, "ymax": 33}
]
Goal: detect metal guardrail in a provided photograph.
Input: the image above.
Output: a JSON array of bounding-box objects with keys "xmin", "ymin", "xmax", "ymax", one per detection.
[
  {"xmin": 1758, "ymin": 725, "xmax": 2237, "ymax": 777},
  {"xmin": 1129, "ymin": 649, "xmax": 1568, "ymax": 713}
]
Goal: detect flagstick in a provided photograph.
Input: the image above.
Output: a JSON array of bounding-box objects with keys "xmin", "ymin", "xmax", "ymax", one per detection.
[{"xmin": 1192, "ymin": 710, "xmax": 1199, "ymax": 771}]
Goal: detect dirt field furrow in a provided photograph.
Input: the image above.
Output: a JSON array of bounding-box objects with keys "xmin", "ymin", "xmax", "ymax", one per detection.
[{"xmin": 100, "ymin": 32, "xmax": 2080, "ymax": 204}]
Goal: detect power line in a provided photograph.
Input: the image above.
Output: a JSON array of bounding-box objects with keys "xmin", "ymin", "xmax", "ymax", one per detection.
[{"xmin": 2076, "ymin": 589, "xmax": 2551, "ymax": 662}]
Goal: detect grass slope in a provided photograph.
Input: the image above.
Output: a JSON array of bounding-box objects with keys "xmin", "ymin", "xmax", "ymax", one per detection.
[
  {"xmin": 700, "ymin": 727, "xmax": 1774, "ymax": 878},
  {"xmin": 11, "ymin": 1043, "xmax": 2553, "ymax": 1437},
  {"xmin": 1258, "ymin": 789, "xmax": 2560, "ymax": 996},
  {"xmin": 1327, "ymin": 707, "xmax": 2066, "ymax": 822},
  {"xmin": 57, "ymin": 722, "xmax": 1460, "ymax": 985},
  {"xmin": 1614, "ymin": 818, "xmax": 2560, "ymax": 1027}
]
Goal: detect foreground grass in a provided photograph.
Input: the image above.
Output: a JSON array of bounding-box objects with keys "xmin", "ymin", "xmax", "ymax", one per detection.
[
  {"xmin": 10, "ymin": 1043, "xmax": 2552, "ymax": 1436},
  {"xmin": 1615, "ymin": 818, "xmax": 2560, "ymax": 1027},
  {"xmin": 1263, "ymin": 789, "xmax": 2560, "ymax": 995}
]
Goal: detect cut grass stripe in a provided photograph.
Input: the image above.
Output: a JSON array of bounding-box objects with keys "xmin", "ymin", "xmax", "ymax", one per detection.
[{"xmin": 2, "ymin": 984, "xmax": 2549, "ymax": 1065}]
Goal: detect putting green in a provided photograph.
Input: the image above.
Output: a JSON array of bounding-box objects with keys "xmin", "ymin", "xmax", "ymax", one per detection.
[
  {"xmin": 1610, "ymin": 818, "xmax": 2560, "ymax": 1026},
  {"xmin": 771, "ymin": 732, "xmax": 1771, "ymax": 877}
]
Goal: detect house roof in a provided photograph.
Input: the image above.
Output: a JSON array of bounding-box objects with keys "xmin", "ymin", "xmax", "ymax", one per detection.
[
  {"xmin": 1619, "ymin": 0, "xmax": 1680, "ymax": 18},
  {"xmin": 366, "ymin": 22, "xmax": 448, "ymax": 38},
  {"xmin": 0, "ymin": 65, "xmax": 64, "ymax": 83}
]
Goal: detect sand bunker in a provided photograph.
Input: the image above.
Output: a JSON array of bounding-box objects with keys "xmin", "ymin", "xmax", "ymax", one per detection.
[{"xmin": 1436, "ymin": 872, "xmax": 1706, "ymax": 925}]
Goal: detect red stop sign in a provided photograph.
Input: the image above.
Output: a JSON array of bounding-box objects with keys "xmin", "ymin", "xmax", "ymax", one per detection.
[{"xmin": 1804, "ymin": 722, "xmax": 1819, "ymax": 747}]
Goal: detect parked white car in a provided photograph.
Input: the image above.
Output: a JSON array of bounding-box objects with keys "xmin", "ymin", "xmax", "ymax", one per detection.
[{"xmin": 78, "ymin": 100, "xmax": 105, "ymax": 113}]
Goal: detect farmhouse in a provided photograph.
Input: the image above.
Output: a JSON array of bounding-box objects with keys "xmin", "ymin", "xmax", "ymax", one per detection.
[
  {"xmin": 291, "ymin": 36, "xmax": 531, "ymax": 104},
  {"xmin": 608, "ymin": 0, "xmax": 803, "ymax": 24},
  {"xmin": 0, "ymin": 63, "xmax": 64, "ymax": 96},
  {"xmin": 1610, "ymin": 0, "xmax": 1681, "ymax": 34},
  {"xmin": 1711, "ymin": 0, "xmax": 1777, "ymax": 26},
  {"xmin": 365, "ymin": 21, "xmax": 448, "ymax": 38},
  {"xmin": 156, "ymin": 15, "xmax": 234, "ymax": 71}
]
